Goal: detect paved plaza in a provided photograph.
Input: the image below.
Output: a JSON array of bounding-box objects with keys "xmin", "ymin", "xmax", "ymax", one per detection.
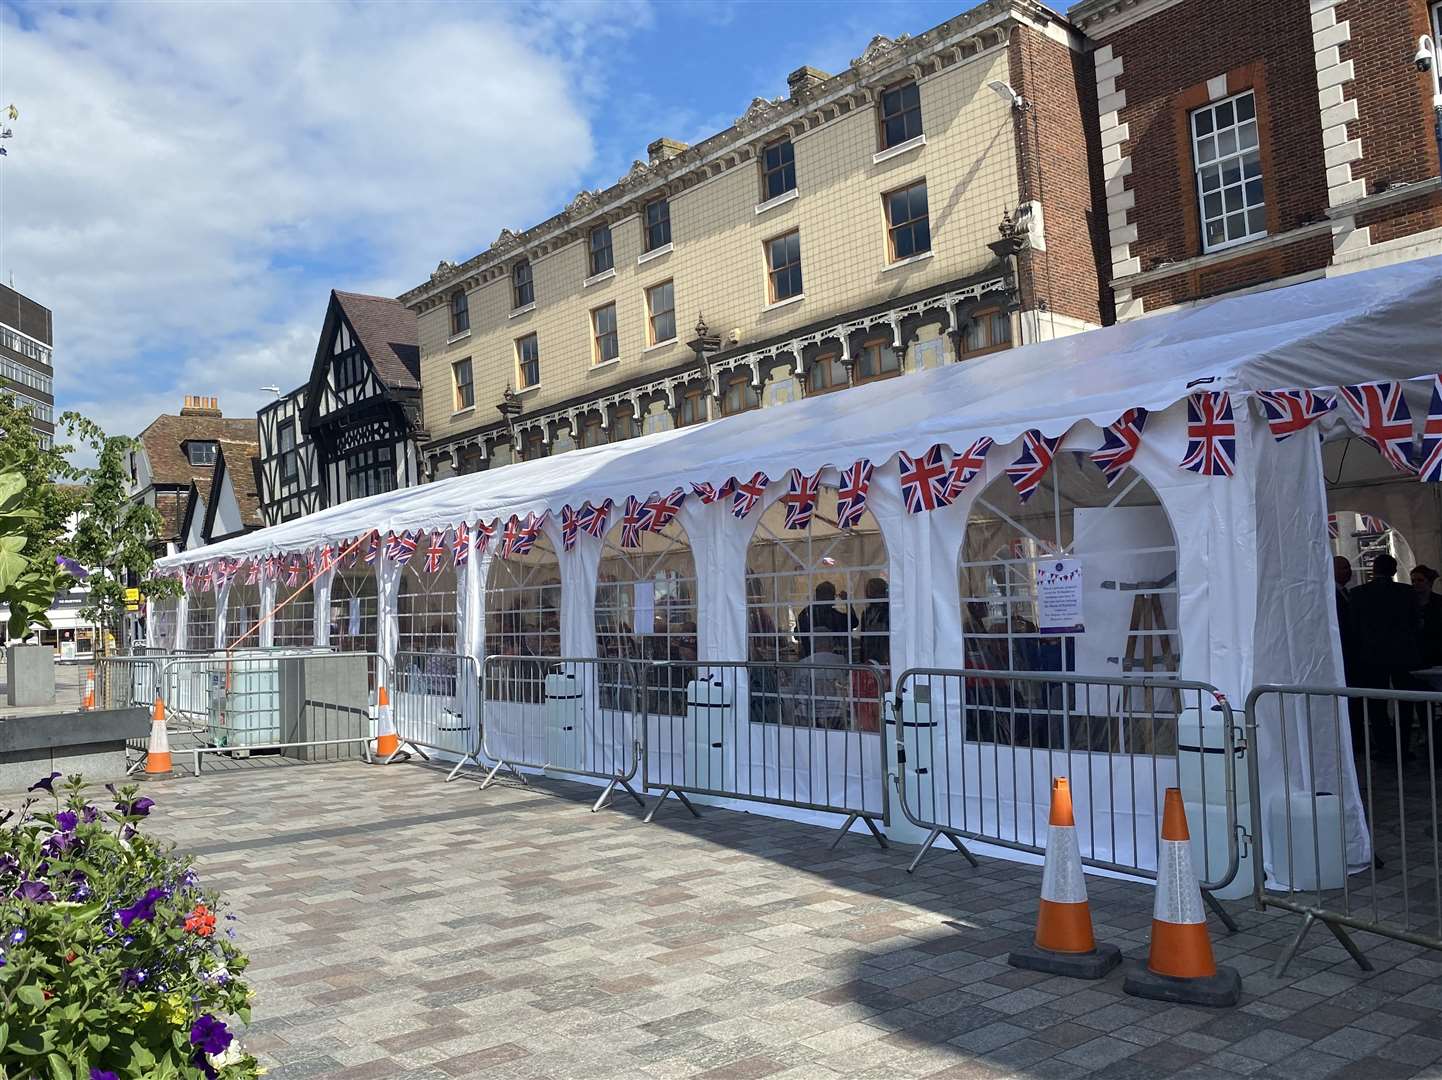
[{"xmin": 136, "ymin": 761, "xmax": 1442, "ymax": 1080}]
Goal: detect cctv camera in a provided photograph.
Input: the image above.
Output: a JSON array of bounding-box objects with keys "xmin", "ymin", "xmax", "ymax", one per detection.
[{"xmin": 1417, "ymin": 36, "xmax": 1436, "ymax": 74}]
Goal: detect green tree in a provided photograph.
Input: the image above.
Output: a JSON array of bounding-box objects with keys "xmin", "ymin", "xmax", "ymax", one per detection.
[{"xmin": 65, "ymin": 414, "xmax": 175, "ymax": 656}]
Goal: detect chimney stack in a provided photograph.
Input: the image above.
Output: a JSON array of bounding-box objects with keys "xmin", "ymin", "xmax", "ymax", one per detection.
[
  {"xmin": 787, "ymin": 66, "xmax": 830, "ymax": 99},
  {"xmin": 647, "ymin": 137, "xmax": 689, "ymax": 164},
  {"xmin": 180, "ymin": 395, "xmax": 222, "ymax": 417}
]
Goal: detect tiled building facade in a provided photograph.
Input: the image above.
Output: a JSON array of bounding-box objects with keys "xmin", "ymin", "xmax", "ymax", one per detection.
[
  {"xmin": 1071, "ymin": 0, "xmax": 1442, "ymax": 319},
  {"xmin": 403, "ymin": 1, "xmax": 1103, "ymax": 478},
  {"xmin": 0, "ymin": 284, "xmax": 56, "ymax": 448}
]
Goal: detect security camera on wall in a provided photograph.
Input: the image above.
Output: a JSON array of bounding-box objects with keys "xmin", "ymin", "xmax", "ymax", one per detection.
[
  {"xmin": 727, "ymin": 328, "xmax": 742, "ymax": 346},
  {"xmin": 1417, "ymin": 35, "xmax": 1436, "ymax": 74}
]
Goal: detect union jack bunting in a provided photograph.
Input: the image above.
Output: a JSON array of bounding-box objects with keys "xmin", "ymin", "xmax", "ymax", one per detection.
[
  {"xmin": 365, "ymin": 531, "xmax": 381, "ymax": 564},
  {"xmin": 691, "ymin": 479, "xmax": 735, "ymax": 505},
  {"xmin": 1327, "ymin": 513, "xmax": 1339, "ymax": 540},
  {"xmin": 835, "ymin": 460, "xmax": 873, "ymax": 530},
  {"xmin": 1339, "ymin": 381, "xmax": 1415, "ymax": 474},
  {"xmin": 1256, "ymin": 390, "xmax": 1335, "ymax": 441},
  {"xmin": 577, "ymin": 500, "xmax": 611, "ymax": 539},
  {"xmin": 452, "ymin": 522, "xmax": 470, "ymax": 566},
  {"xmin": 1180, "ymin": 392, "xmax": 1238, "ymax": 478},
  {"xmin": 264, "ymin": 555, "xmax": 280, "ymax": 581},
  {"xmin": 780, "ymin": 469, "xmax": 822, "ymax": 531},
  {"xmin": 1006, "ymin": 431, "xmax": 1061, "ymax": 503},
  {"xmin": 1358, "ymin": 514, "xmax": 1389, "ymax": 535},
  {"xmin": 1089, "ymin": 408, "xmax": 1148, "ymax": 487},
  {"xmin": 899, "ymin": 444, "xmax": 952, "ymax": 514},
  {"xmin": 284, "ymin": 557, "xmax": 303, "ymax": 587},
  {"xmin": 730, "ymin": 472, "xmax": 770, "ymax": 518},
  {"xmin": 386, "ymin": 530, "xmax": 417, "ymax": 564},
  {"xmin": 560, "ymin": 505, "xmax": 580, "ymax": 552},
  {"xmin": 423, "ymin": 531, "xmax": 446, "ymax": 573},
  {"xmin": 944, "ymin": 437, "xmax": 994, "ymax": 500},
  {"xmin": 319, "ymin": 545, "xmax": 335, "ymax": 574},
  {"xmin": 502, "ymin": 513, "xmax": 544, "ymax": 559},
  {"xmin": 620, "ymin": 496, "xmax": 648, "ymax": 548},
  {"xmin": 473, "ymin": 519, "xmax": 496, "ymax": 553},
  {"xmin": 244, "ymin": 559, "xmax": 259, "ymax": 586},
  {"xmin": 644, "ymin": 488, "xmax": 686, "ymax": 531},
  {"xmin": 1418, "ymin": 376, "xmax": 1442, "ymax": 483}
]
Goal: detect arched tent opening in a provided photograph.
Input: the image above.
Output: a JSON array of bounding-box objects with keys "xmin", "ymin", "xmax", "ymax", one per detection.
[
  {"xmin": 595, "ymin": 513, "xmax": 697, "ymax": 716},
  {"xmin": 1329, "ymin": 510, "xmax": 1416, "ymax": 583},
  {"xmin": 483, "ymin": 524, "xmax": 561, "ymax": 699},
  {"xmin": 224, "ymin": 569, "xmax": 262, "ymax": 650},
  {"xmin": 329, "ymin": 554, "xmax": 378, "ymax": 656},
  {"xmin": 960, "ymin": 449, "xmax": 1180, "ymax": 750},
  {"xmin": 1325, "ymin": 434, "xmax": 1441, "ymax": 575},
  {"xmin": 397, "ymin": 531, "xmax": 459, "ymax": 657},
  {"xmin": 149, "ymin": 595, "xmax": 178, "ymax": 652},
  {"xmin": 270, "ymin": 555, "xmax": 315, "ymax": 649}
]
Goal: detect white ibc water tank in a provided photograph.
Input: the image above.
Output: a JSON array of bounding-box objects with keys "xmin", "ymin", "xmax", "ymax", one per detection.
[
  {"xmin": 544, "ymin": 668, "xmax": 584, "ymax": 772},
  {"xmin": 1268, "ymin": 791, "xmax": 1345, "ymax": 893},
  {"xmin": 1178, "ymin": 703, "xmax": 1251, "ymax": 899},
  {"xmin": 684, "ymin": 676, "xmax": 732, "ymax": 792}
]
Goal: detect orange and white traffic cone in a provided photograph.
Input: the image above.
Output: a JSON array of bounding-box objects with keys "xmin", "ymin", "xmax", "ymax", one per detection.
[
  {"xmin": 144, "ymin": 697, "xmax": 172, "ymax": 776},
  {"xmin": 81, "ymin": 669, "xmax": 96, "ymax": 711},
  {"xmin": 1123, "ymin": 788, "xmax": 1241, "ymax": 1007},
  {"xmin": 375, "ymin": 685, "xmax": 399, "ymax": 761},
  {"xmin": 1009, "ymin": 777, "xmax": 1121, "ymax": 978}
]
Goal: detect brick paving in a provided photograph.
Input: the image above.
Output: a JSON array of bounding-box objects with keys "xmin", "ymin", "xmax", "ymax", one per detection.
[{"xmin": 137, "ymin": 761, "xmax": 1442, "ymax": 1079}]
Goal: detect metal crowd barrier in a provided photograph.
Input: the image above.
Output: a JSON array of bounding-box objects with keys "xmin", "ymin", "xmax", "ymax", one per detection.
[
  {"xmin": 98, "ymin": 656, "xmax": 166, "ymax": 711},
  {"xmin": 155, "ymin": 650, "xmax": 391, "ymax": 774},
  {"xmin": 890, "ymin": 668, "xmax": 1241, "ymax": 913},
  {"xmin": 1246, "ymin": 683, "xmax": 1442, "ymax": 975},
  {"xmin": 391, "ymin": 650, "xmax": 483, "ymax": 780},
  {"xmin": 479, "ymin": 655, "xmax": 644, "ymax": 811},
  {"xmin": 641, "ymin": 659, "xmax": 890, "ymax": 848}
]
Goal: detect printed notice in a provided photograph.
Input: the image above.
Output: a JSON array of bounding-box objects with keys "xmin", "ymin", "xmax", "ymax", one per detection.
[
  {"xmin": 1036, "ymin": 559, "xmax": 1084, "ymax": 634},
  {"xmin": 633, "ymin": 580, "xmax": 655, "ymax": 637}
]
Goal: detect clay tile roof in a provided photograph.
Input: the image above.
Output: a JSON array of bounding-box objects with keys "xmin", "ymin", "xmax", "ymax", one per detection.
[
  {"xmin": 138, "ymin": 413, "xmax": 257, "ymax": 489},
  {"xmin": 334, "ymin": 291, "xmax": 420, "ymax": 391},
  {"xmin": 216, "ymin": 439, "xmax": 264, "ymax": 529}
]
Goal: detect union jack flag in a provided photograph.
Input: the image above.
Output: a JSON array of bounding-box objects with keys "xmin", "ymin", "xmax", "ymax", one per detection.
[
  {"xmin": 319, "ymin": 545, "xmax": 335, "ymax": 574},
  {"xmin": 836, "ymin": 460, "xmax": 873, "ymax": 529},
  {"xmin": 644, "ymin": 488, "xmax": 686, "ymax": 531},
  {"xmin": 284, "ymin": 557, "xmax": 303, "ymax": 587},
  {"xmin": 944, "ymin": 437, "xmax": 993, "ymax": 501},
  {"xmin": 1090, "ymin": 408, "xmax": 1148, "ymax": 487},
  {"xmin": 731, "ymin": 472, "xmax": 770, "ymax": 518},
  {"xmin": 452, "ymin": 522, "xmax": 470, "ymax": 567},
  {"xmin": 1006, "ymin": 431, "xmax": 1061, "ymax": 503},
  {"xmin": 365, "ymin": 531, "xmax": 381, "ymax": 564},
  {"xmin": 578, "ymin": 500, "xmax": 611, "ymax": 538},
  {"xmin": 264, "ymin": 555, "xmax": 280, "ymax": 581},
  {"xmin": 386, "ymin": 531, "xmax": 417, "ymax": 564},
  {"xmin": 620, "ymin": 496, "xmax": 648, "ymax": 548},
  {"xmin": 899, "ymin": 444, "xmax": 952, "ymax": 514},
  {"xmin": 1358, "ymin": 514, "xmax": 1389, "ymax": 536},
  {"xmin": 423, "ymin": 530, "xmax": 446, "ymax": 573},
  {"xmin": 244, "ymin": 559, "xmax": 259, "ymax": 586},
  {"xmin": 1339, "ymin": 381, "xmax": 1415, "ymax": 474},
  {"xmin": 1180, "ymin": 392, "xmax": 1237, "ymax": 478},
  {"xmin": 780, "ymin": 469, "xmax": 822, "ymax": 530},
  {"xmin": 1327, "ymin": 513, "xmax": 1339, "ymax": 540},
  {"xmin": 560, "ymin": 505, "xmax": 580, "ymax": 552},
  {"xmin": 502, "ymin": 513, "xmax": 544, "ymax": 558},
  {"xmin": 1418, "ymin": 376, "xmax": 1442, "ymax": 483},
  {"xmin": 692, "ymin": 479, "xmax": 735, "ymax": 505},
  {"xmin": 474, "ymin": 519, "xmax": 496, "ymax": 554},
  {"xmin": 1257, "ymin": 390, "xmax": 1335, "ymax": 441}
]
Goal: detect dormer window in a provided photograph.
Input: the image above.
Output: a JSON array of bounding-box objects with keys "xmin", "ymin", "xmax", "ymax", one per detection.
[
  {"xmin": 186, "ymin": 441, "xmax": 218, "ymax": 467},
  {"xmin": 512, "ymin": 259, "xmax": 534, "ymax": 309}
]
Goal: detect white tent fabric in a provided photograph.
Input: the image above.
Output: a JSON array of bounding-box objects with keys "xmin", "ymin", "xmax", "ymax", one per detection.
[{"xmin": 159, "ymin": 254, "xmax": 1442, "ymax": 877}]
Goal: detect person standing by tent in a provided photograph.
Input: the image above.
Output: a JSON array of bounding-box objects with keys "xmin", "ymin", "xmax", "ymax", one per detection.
[
  {"xmin": 1350, "ymin": 553, "xmax": 1422, "ymax": 761},
  {"xmin": 1409, "ymin": 565, "xmax": 1442, "ymax": 667}
]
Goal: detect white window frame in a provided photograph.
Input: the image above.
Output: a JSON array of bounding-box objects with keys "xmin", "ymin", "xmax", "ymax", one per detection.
[{"xmin": 1190, "ymin": 89, "xmax": 1266, "ymax": 254}]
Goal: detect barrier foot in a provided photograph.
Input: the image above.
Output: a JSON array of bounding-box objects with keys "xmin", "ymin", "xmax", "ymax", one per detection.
[
  {"xmin": 1202, "ymin": 890, "xmax": 1239, "ymax": 934},
  {"xmin": 907, "ymin": 827, "xmax": 979, "ymax": 874},
  {"xmin": 444, "ymin": 754, "xmax": 481, "ymax": 783},
  {"xmin": 1274, "ymin": 911, "xmax": 1373, "ymax": 977},
  {"xmin": 393, "ymin": 741, "xmax": 431, "ymax": 764},
  {"xmin": 829, "ymin": 813, "xmax": 889, "ymax": 851},
  {"xmin": 592, "ymin": 776, "xmax": 645, "ymax": 813},
  {"xmin": 480, "ymin": 759, "xmax": 528, "ymax": 790},
  {"xmin": 644, "ymin": 786, "xmax": 700, "ymax": 824}
]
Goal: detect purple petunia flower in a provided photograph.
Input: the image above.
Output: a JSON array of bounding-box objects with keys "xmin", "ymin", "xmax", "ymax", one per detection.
[
  {"xmin": 90, "ymin": 1070, "xmax": 118, "ymax": 1080},
  {"xmin": 81, "ymin": 804, "xmax": 99, "ymax": 824},
  {"xmin": 0, "ymin": 946, "xmax": 6, "ymax": 967},
  {"xmin": 116, "ymin": 887, "xmax": 166, "ymax": 928},
  {"xmin": 55, "ymin": 810, "xmax": 77, "ymax": 831},
  {"xmin": 120, "ymin": 966, "xmax": 148, "ymax": 989},
  {"xmin": 28, "ymin": 772, "xmax": 61, "ymax": 793},
  {"xmin": 56, "ymin": 555, "xmax": 89, "ymax": 580},
  {"xmin": 189, "ymin": 1014, "xmax": 233, "ymax": 1055},
  {"xmin": 41, "ymin": 832, "xmax": 76, "ymax": 857},
  {"xmin": 9, "ymin": 928, "xmax": 28, "ymax": 946},
  {"xmin": 0, "ymin": 852, "xmax": 18, "ymax": 878},
  {"xmin": 193, "ymin": 1052, "xmax": 219, "ymax": 1080},
  {"xmin": 14, "ymin": 880, "xmax": 52, "ymax": 903}
]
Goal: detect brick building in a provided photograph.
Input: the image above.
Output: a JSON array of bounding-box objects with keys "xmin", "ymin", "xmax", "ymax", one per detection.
[
  {"xmin": 403, "ymin": 1, "xmax": 1106, "ymax": 478},
  {"xmin": 1070, "ymin": 0, "xmax": 1442, "ymax": 319}
]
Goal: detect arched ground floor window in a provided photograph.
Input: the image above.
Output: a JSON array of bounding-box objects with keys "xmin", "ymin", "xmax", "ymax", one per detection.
[
  {"xmin": 329, "ymin": 564, "xmax": 378, "ymax": 656},
  {"xmin": 398, "ymin": 537, "xmax": 458, "ymax": 656},
  {"xmin": 484, "ymin": 527, "xmax": 561, "ymax": 701}
]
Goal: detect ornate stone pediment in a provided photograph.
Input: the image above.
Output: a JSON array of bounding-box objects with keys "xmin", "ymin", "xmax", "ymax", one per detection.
[
  {"xmin": 565, "ymin": 189, "xmax": 600, "ymax": 216},
  {"xmin": 492, "ymin": 227, "xmax": 521, "ymax": 253},
  {"xmin": 851, "ymin": 33, "xmax": 911, "ymax": 71},
  {"xmin": 430, "ymin": 259, "xmax": 457, "ymax": 283},
  {"xmin": 735, "ymin": 96, "xmax": 787, "ymax": 133},
  {"xmin": 621, "ymin": 159, "xmax": 651, "ymax": 187}
]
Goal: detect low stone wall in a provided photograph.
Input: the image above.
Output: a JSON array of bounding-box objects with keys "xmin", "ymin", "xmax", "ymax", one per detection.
[{"xmin": 0, "ymin": 707, "xmax": 150, "ymax": 794}]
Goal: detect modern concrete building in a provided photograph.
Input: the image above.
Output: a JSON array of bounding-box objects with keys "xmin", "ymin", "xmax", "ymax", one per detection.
[
  {"xmin": 0, "ymin": 284, "xmax": 57, "ymax": 448},
  {"xmin": 403, "ymin": 1, "xmax": 1106, "ymax": 479}
]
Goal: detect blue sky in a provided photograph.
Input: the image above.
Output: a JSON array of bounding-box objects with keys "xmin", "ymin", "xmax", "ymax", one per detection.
[{"xmin": 0, "ymin": 0, "xmax": 966, "ymax": 452}]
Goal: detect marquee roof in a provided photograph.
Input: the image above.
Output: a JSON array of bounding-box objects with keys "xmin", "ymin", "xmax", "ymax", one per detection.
[{"xmin": 159, "ymin": 253, "xmax": 1442, "ymax": 568}]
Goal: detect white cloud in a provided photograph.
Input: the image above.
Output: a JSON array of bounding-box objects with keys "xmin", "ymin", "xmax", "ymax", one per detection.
[{"xmin": 0, "ymin": 1, "xmax": 619, "ymax": 449}]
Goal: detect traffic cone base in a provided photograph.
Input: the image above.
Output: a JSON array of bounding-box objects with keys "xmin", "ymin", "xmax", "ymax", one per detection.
[
  {"xmin": 144, "ymin": 698, "xmax": 172, "ymax": 777},
  {"xmin": 1009, "ymin": 778, "xmax": 1121, "ymax": 980},
  {"xmin": 1123, "ymin": 788, "xmax": 1240, "ymax": 1008},
  {"xmin": 374, "ymin": 685, "xmax": 399, "ymax": 760}
]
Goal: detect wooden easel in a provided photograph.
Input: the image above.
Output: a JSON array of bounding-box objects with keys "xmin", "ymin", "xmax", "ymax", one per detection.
[{"xmin": 1104, "ymin": 572, "xmax": 1179, "ymax": 751}]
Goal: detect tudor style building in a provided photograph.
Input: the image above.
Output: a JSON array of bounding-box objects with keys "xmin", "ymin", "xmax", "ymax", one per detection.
[
  {"xmin": 257, "ymin": 290, "xmax": 425, "ymax": 525},
  {"xmin": 402, "ymin": 0, "xmax": 1108, "ymax": 479},
  {"xmin": 1070, "ymin": 0, "xmax": 1442, "ymax": 318}
]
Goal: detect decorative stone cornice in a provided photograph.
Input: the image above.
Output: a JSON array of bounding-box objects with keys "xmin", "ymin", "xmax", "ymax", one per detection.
[{"xmin": 400, "ymin": 0, "xmax": 1065, "ymax": 313}]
